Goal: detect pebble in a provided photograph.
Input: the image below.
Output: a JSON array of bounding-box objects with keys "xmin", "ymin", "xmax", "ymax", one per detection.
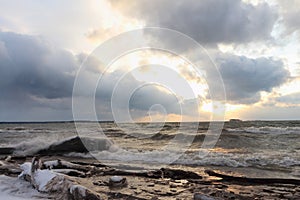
[{"xmin": 108, "ymin": 176, "xmax": 128, "ymax": 188}]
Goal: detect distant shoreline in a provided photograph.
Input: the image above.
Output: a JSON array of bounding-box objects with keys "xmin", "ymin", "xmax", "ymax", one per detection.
[
  {"xmin": 0, "ymin": 120, "xmax": 114, "ymax": 124},
  {"xmin": 0, "ymin": 119, "xmax": 299, "ymax": 124}
]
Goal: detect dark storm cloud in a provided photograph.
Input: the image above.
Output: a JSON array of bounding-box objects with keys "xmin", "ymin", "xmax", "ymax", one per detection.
[
  {"xmin": 0, "ymin": 31, "xmax": 79, "ymax": 120},
  {"xmin": 112, "ymin": 0, "xmax": 278, "ymax": 44},
  {"xmin": 209, "ymin": 54, "xmax": 290, "ymax": 104},
  {"xmin": 0, "ymin": 31, "xmax": 199, "ymax": 120},
  {"xmin": 0, "ymin": 31, "xmax": 76, "ymax": 99},
  {"xmin": 0, "ymin": 31, "xmax": 291, "ymax": 121}
]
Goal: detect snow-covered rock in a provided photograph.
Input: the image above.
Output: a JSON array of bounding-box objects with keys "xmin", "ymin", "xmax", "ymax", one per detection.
[
  {"xmin": 18, "ymin": 157, "xmax": 101, "ymax": 199},
  {"xmin": 70, "ymin": 185, "xmax": 86, "ymax": 197},
  {"xmin": 18, "ymin": 161, "xmax": 57, "ymax": 192},
  {"xmin": 33, "ymin": 169, "xmax": 57, "ymax": 192}
]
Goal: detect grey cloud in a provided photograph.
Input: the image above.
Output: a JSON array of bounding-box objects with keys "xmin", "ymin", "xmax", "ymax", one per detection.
[
  {"xmin": 278, "ymin": 0, "xmax": 300, "ymax": 35},
  {"xmin": 277, "ymin": 92, "xmax": 300, "ymax": 105},
  {"xmin": 94, "ymin": 68, "xmax": 199, "ymax": 121},
  {"xmin": 1, "ymin": 31, "xmax": 290, "ymax": 121},
  {"xmin": 239, "ymin": 104, "xmax": 300, "ymax": 120},
  {"xmin": 0, "ymin": 31, "xmax": 79, "ymax": 120},
  {"xmin": 0, "ymin": 31, "xmax": 200, "ymax": 121},
  {"xmin": 112, "ymin": 0, "xmax": 277, "ymax": 44},
  {"xmin": 129, "ymin": 85, "xmax": 180, "ymax": 112},
  {"xmin": 0, "ymin": 31, "xmax": 76, "ymax": 100},
  {"xmin": 209, "ymin": 54, "xmax": 290, "ymax": 104}
]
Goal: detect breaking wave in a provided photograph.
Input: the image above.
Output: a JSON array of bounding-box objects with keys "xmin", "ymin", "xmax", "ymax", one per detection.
[
  {"xmin": 13, "ymin": 136, "xmax": 113, "ymax": 156},
  {"xmin": 64, "ymin": 148, "xmax": 300, "ymax": 169},
  {"xmin": 226, "ymin": 126, "xmax": 300, "ymax": 134}
]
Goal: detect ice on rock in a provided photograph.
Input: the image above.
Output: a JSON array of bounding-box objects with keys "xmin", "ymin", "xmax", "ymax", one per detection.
[
  {"xmin": 110, "ymin": 176, "xmax": 123, "ymax": 182},
  {"xmin": 43, "ymin": 160, "xmax": 59, "ymax": 169},
  {"xmin": 70, "ymin": 185, "xmax": 87, "ymax": 197},
  {"xmin": 33, "ymin": 169, "xmax": 56, "ymax": 192}
]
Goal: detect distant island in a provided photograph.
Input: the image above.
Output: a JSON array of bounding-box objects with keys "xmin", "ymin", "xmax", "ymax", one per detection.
[{"xmin": 229, "ymin": 119, "xmax": 243, "ymax": 122}]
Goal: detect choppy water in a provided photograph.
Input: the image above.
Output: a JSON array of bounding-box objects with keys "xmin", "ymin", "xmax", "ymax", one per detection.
[{"xmin": 0, "ymin": 121, "xmax": 299, "ymax": 178}]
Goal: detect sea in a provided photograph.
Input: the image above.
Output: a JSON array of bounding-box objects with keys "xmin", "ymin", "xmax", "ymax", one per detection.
[{"xmin": 0, "ymin": 120, "xmax": 299, "ymax": 179}]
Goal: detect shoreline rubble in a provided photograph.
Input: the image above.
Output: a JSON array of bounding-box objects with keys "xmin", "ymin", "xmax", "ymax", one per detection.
[{"xmin": 0, "ymin": 156, "xmax": 299, "ymax": 199}]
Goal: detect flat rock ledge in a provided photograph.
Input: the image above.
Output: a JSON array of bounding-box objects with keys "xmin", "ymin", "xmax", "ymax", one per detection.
[{"xmin": 1, "ymin": 156, "xmax": 300, "ymax": 199}]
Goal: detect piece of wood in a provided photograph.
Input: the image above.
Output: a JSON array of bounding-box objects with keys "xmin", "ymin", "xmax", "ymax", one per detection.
[{"xmin": 205, "ymin": 170, "xmax": 300, "ymax": 185}]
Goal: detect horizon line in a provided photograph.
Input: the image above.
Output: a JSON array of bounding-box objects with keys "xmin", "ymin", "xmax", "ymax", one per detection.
[{"xmin": 0, "ymin": 119, "xmax": 299, "ymax": 124}]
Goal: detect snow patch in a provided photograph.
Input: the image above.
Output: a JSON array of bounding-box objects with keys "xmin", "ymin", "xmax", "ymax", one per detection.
[
  {"xmin": 70, "ymin": 185, "xmax": 86, "ymax": 197},
  {"xmin": 44, "ymin": 160, "xmax": 59, "ymax": 169},
  {"xmin": 18, "ymin": 162, "xmax": 57, "ymax": 192},
  {"xmin": 0, "ymin": 175, "xmax": 49, "ymax": 200},
  {"xmin": 110, "ymin": 176, "xmax": 123, "ymax": 182},
  {"xmin": 33, "ymin": 169, "xmax": 57, "ymax": 192},
  {"xmin": 18, "ymin": 162, "xmax": 32, "ymax": 178}
]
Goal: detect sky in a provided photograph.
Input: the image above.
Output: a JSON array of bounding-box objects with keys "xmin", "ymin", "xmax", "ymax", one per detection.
[{"xmin": 0, "ymin": 0, "xmax": 299, "ymax": 122}]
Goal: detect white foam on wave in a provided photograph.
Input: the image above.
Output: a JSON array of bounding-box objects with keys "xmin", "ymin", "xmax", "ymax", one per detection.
[
  {"xmin": 66, "ymin": 147, "xmax": 186, "ymax": 166},
  {"xmin": 13, "ymin": 135, "xmax": 79, "ymax": 156},
  {"xmin": 65, "ymin": 148, "xmax": 300, "ymax": 168},
  {"xmin": 13, "ymin": 136, "xmax": 61, "ymax": 156},
  {"xmin": 13, "ymin": 135, "xmax": 113, "ymax": 156},
  {"xmin": 178, "ymin": 152, "xmax": 300, "ymax": 168},
  {"xmin": 227, "ymin": 126, "xmax": 300, "ymax": 134}
]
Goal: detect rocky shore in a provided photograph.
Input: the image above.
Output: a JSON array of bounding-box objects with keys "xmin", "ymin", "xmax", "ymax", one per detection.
[{"xmin": 0, "ymin": 155, "xmax": 299, "ymax": 199}]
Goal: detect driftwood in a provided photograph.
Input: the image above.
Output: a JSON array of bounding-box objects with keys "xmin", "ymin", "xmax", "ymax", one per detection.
[
  {"xmin": 95, "ymin": 167, "xmax": 202, "ymax": 180},
  {"xmin": 42, "ymin": 159, "xmax": 202, "ymax": 180},
  {"xmin": 205, "ymin": 170, "xmax": 300, "ymax": 185},
  {"xmin": 0, "ymin": 166, "xmax": 21, "ymax": 175},
  {"xmin": 107, "ymin": 192, "xmax": 148, "ymax": 200},
  {"xmin": 71, "ymin": 161, "xmax": 107, "ymax": 168},
  {"xmin": 43, "ymin": 160, "xmax": 92, "ymax": 172},
  {"xmin": 42, "ymin": 160, "xmax": 202, "ymax": 180},
  {"xmin": 0, "ymin": 160, "xmax": 22, "ymax": 175}
]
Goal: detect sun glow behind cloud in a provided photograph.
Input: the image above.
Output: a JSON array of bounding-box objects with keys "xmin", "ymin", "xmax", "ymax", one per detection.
[
  {"xmin": 102, "ymin": 49, "xmax": 217, "ymax": 122},
  {"xmin": 110, "ymin": 54, "xmax": 249, "ymax": 122},
  {"xmin": 108, "ymin": 50, "xmax": 209, "ymax": 100}
]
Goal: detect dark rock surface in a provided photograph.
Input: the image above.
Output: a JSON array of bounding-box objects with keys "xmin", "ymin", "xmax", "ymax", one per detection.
[
  {"xmin": 205, "ymin": 169, "xmax": 300, "ymax": 185},
  {"xmin": 37, "ymin": 136, "xmax": 111, "ymax": 156},
  {"xmin": 0, "ymin": 147, "xmax": 15, "ymax": 155}
]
